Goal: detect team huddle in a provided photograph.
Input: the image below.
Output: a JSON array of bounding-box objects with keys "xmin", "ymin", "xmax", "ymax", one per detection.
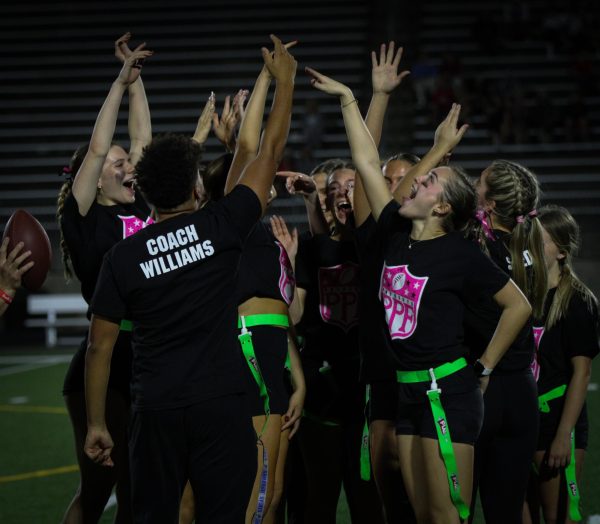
[{"xmin": 1, "ymin": 32, "xmax": 596, "ymax": 524}]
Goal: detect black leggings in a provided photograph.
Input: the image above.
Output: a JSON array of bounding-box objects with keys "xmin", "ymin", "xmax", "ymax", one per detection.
[{"xmin": 471, "ymin": 371, "xmax": 539, "ymax": 524}]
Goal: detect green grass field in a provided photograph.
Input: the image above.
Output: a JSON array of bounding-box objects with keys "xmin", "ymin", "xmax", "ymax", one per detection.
[{"xmin": 0, "ymin": 350, "xmax": 598, "ymax": 523}]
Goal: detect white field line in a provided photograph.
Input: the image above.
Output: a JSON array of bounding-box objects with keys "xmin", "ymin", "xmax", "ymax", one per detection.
[{"xmin": 0, "ymin": 354, "xmax": 72, "ymax": 377}]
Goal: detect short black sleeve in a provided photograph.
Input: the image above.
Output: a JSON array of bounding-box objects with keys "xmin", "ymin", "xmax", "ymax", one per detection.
[
  {"xmin": 564, "ymin": 294, "xmax": 600, "ymax": 360},
  {"xmin": 217, "ymin": 185, "xmax": 262, "ymax": 241},
  {"xmin": 91, "ymin": 252, "xmax": 127, "ymax": 323}
]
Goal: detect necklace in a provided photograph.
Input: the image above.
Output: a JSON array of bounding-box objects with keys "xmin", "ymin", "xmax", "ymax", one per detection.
[{"xmin": 408, "ymin": 232, "xmax": 446, "ymax": 249}]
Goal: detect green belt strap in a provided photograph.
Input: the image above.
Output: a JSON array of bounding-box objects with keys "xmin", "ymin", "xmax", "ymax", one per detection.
[
  {"xmin": 537, "ymin": 384, "xmax": 581, "ymax": 521},
  {"xmin": 427, "ymin": 385, "xmax": 470, "ymax": 520},
  {"xmin": 396, "ymin": 357, "xmax": 467, "ymax": 384},
  {"xmin": 237, "ymin": 313, "xmax": 289, "ymax": 329},
  {"xmin": 120, "ymin": 319, "xmax": 133, "ymax": 332},
  {"xmin": 397, "ymin": 359, "xmax": 470, "ymax": 520},
  {"xmin": 360, "ymin": 384, "xmax": 371, "ymax": 481},
  {"xmin": 538, "ymin": 384, "xmax": 567, "ymax": 413},
  {"xmin": 566, "ymin": 430, "xmax": 582, "ymax": 521}
]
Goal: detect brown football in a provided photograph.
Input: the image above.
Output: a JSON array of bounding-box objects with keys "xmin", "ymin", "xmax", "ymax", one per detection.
[{"xmin": 2, "ymin": 209, "xmax": 52, "ymax": 291}]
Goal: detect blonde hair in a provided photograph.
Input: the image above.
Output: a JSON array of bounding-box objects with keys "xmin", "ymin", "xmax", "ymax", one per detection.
[
  {"xmin": 538, "ymin": 205, "xmax": 598, "ymax": 329},
  {"xmin": 482, "ymin": 160, "xmax": 547, "ymax": 317}
]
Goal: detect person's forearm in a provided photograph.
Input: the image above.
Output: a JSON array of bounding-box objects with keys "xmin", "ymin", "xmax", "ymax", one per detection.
[
  {"xmin": 238, "ymin": 68, "xmax": 271, "ymax": 154},
  {"xmin": 84, "ymin": 343, "xmax": 112, "ymax": 429},
  {"xmin": 88, "ymin": 81, "xmax": 127, "ymax": 157},
  {"xmin": 260, "ymin": 78, "xmax": 294, "ymax": 163},
  {"xmin": 480, "ymin": 301, "xmax": 531, "ymax": 369},
  {"xmin": 365, "ymin": 92, "xmax": 390, "ymax": 147},
  {"xmin": 127, "ymin": 78, "xmax": 152, "ymax": 165},
  {"xmin": 304, "ymin": 193, "xmax": 329, "ymax": 236},
  {"xmin": 339, "ymin": 91, "xmax": 391, "ymax": 220},
  {"xmin": 289, "ymin": 288, "xmax": 305, "ymax": 326},
  {"xmin": 226, "ymin": 69, "xmax": 272, "ymax": 194},
  {"xmin": 556, "ymin": 366, "xmax": 591, "ymax": 438}
]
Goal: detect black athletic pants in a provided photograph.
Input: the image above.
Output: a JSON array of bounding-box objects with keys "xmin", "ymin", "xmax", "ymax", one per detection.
[
  {"xmin": 471, "ymin": 371, "xmax": 539, "ymax": 524},
  {"xmin": 129, "ymin": 393, "xmax": 256, "ymax": 524}
]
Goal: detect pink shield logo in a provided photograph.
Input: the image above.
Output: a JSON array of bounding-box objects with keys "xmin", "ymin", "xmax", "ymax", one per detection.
[
  {"xmin": 531, "ymin": 326, "xmax": 545, "ymax": 382},
  {"xmin": 318, "ymin": 263, "xmax": 359, "ymax": 333},
  {"xmin": 276, "ymin": 241, "xmax": 295, "ymax": 305},
  {"xmin": 118, "ymin": 215, "xmax": 154, "ymax": 239},
  {"xmin": 379, "ymin": 264, "xmax": 428, "ymax": 340}
]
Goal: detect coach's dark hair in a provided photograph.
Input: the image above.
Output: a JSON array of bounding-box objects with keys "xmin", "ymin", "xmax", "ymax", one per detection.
[
  {"xmin": 56, "ymin": 144, "xmax": 88, "ymax": 281},
  {"xmin": 135, "ymin": 134, "xmax": 203, "ymax": 210}
]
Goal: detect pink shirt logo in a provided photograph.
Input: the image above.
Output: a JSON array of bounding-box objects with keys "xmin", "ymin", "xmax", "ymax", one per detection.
[
  {"xmin": 118, "ymin": 215, "xmax": 154, "ymax": 239},
  {"xmin": 318, "ymin": 262, "xmax": 359, "ymax": 333},
  {"xmin": 276, "ymin": 241, "xmax": 295, "ymax": 306},
  {"xmin": 531, "ymin": 325, "xmax": 545, "ymax": 382},
  {"xmin": 379, "ymin": 263, "xmax": 428, "ymax": 340}
]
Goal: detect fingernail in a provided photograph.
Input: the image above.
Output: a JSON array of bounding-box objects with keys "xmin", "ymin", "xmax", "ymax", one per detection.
[{"xmin": 284, "ymin": 415, "xmax": 290, "ymax": 422}]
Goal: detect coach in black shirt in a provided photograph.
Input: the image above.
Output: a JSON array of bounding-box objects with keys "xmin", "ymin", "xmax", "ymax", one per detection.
[{"xmin": 84, "ymin": 37, "xmax": 296, "ymax": 523}]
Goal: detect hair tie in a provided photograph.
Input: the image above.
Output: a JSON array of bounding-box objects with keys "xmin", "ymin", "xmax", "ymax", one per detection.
[
  {"xmin": 475, "ymin": 209, "xmax": 496, "ymax": 240},
  {"xmin": 60, "ymin": 166, "xmax": 74, "ymax": 182},
  {"xmin": 516, "ymin": 209, "xmax": 538, "ymax": 224}
]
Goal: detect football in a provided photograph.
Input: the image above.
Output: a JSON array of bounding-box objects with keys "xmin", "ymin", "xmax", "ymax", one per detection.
[{"xmin": 2, "ymin": 209, "xmax": 52, "ymax": 291}]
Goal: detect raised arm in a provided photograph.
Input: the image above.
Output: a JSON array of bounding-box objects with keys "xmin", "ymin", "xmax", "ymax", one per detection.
[
  {"xmin": 72, "ymin": 45, "xmax": 153, "ymax": 216},
  {"xmin": 224, "ymin": 69, "xmax": 272, "ymax": 194},
  {"xmin": 237, "ymin": 35, "xmax": 296, "ymax": 212},
  {"xmin": 114, "ymin": 33, "xmax": 153, "ymax": 166},
  {"xmin": 355, "ymin": 42, "xmax": 410, "ymax": 226},
  {"xmin": 391, "ymin": 103, "xmax": 468, "ymax": 203},
  {"xmin": 306, "ymin": 67, "xmax": 390, "ymax": 220}
]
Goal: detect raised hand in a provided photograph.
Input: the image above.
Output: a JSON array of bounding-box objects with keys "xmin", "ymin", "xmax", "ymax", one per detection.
[
  {"xmin": 261, "ymin": 34, "xmax": 297, "ymax": 82},
  {"xmin": 116, "ymin": 43, "xmax": 153, "ymax": 87},
  {"xmin": 193, "ymin": 92, "xmax": 216, "ymax": 144},
  {"xmin": 213, "ymin": 92, "xmax": 243, "ymax": 151},
  {"xmin": 270, "ymin": 215, "xmax": 298, "ymax": 261},
  {"xmin": 433, "ymin": 103, "xmax": 469, "ymax": 153},
  {"xmin": 232, "ymin": 88, "xmax": 249, "ymax": 126},
  {"xmin": 114, "ymin": 32, "xmax": 133, "ymax": 63},
  {"xmin": 276, "ymin": 171, "xmax": 316, "ymax": 197},
  {"xmin": 0, "ymin": 238, "xmax": 33, "ymax": 293},
  {"xmin": 372, "ymin": 41, "xmax": 410, "ymax": 95},
  {"xmin": 305, "ymin": 67, "xmax": 352, "ymax": 98}
]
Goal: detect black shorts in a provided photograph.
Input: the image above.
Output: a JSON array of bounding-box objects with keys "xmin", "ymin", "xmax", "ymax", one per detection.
[
  {"xmin": 368, "ymin": 380, "xmax": 397, "ymax": 423},
  {"xmin": 302, "ymin": 356, "xmax": 363, "ymax": 424},
  {"xmin": 129, "ymin": 394, "xmax": 256, "ymax": 523},
  {"xmin": 243, "ymin": 325, "xmax": 289, "ymax": 416},
  {"xmin": 395, "ymin": 366, "xmax": 484, "ymax": 445},
  {"xmin": 537, "ymin": 400, "xmax": 589, "ymax": 451},
  {"xmin": 63, "ymin": 330, "xmax": 133, "ymax": 401}
]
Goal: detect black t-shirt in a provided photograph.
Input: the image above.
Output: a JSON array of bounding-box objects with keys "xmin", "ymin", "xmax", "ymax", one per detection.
[
  {"xmin": 91, "ymin": 185, "xmax": 262, "ymax": 411},
  {"xmin": 376, "ymin": 200, "xmax": 509, "ymax": 371},
  {"xmin": 354, "ymin": 215, "xmax": 398, "ymax": 383},
  {"xmin": 534, "ymin": 287, "xmax": 599, "ymax": 395},
  {"xmin": 61, "ymin": 191, "xmax": 153, "ymax": 306},
  {"xmin": 463, "ymin": 230, "xmax": 535, "ymax": 372},
  {"xmin": 237, "ymin": 221, "xmax": 295, "ymax": 306},
  {"xmin": 295, "ymin": 233, "xmax": 361, "ymax": 372}
]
